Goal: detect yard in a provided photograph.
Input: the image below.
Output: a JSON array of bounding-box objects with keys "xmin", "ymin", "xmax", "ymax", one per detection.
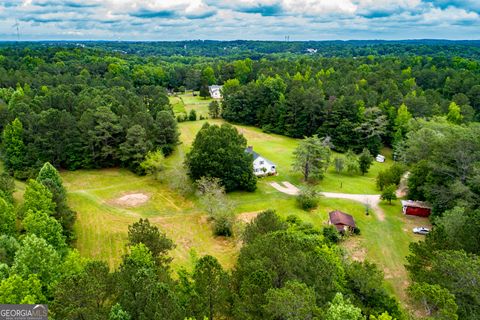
[
  {"xmin": 170, "ymin": 92, "xmax": 212, "ymax": 118},
  {"xmin": 2, "ymin": 117, "xmax": 428, "ymax": 308}
]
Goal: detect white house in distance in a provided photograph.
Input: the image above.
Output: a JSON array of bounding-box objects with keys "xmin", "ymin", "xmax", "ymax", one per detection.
[
  {"xmin": 245, "ymin": 146, "xmax": 277, "ymax": 176},
  {"xmin": 208, "ymin": 85, "xmax": 223, "ymax": 99},
  {"xmin": 376, "ymin": 154, "xmax": 385, "ymax": 163}
]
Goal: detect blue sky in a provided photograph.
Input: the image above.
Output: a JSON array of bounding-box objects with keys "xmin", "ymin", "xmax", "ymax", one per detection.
[{"xmin": 0, "ymin": 0, "xmax": 479, "ymax": 40}]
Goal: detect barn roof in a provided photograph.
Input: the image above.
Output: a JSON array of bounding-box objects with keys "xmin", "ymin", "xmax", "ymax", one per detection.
[
  {"xmin": 401, "ymin": 200, "xmax": 431, "ymax": 209},
  {"xmin": 329, "ymin": 210, "xmax": 356, "ymax": 228}
]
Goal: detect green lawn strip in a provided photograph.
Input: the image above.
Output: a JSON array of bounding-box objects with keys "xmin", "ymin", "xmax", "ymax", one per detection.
[
  {"xmin": 178, "ymin": 93, "xmax": 212, "ymax": 118},
  {"xmin": 170, "ymin": 96, "xmax": 186, "ymax": 114}
]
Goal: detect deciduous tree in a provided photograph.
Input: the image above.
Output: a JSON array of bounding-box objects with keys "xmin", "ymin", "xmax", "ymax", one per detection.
[
  {"xmin": 23, "ymin": 210, "xmax": 66, "ymax": 251},
  {"xmin": 186, "ymin": 123, "xmax": 256, "ymax": 192},
  {"xmin": 12, "ymin": 234, "xmax": 62, "ymax": 298},
  {"xmin": 358, "ymin": 148, "xmax": 373, "ymax": 175},
  {"xmin": 0, "ymin": 274, "xmax": 45, "ymax": 304},
  {"xmin": 409, "ymin": 283, "xmax": 458, "ymax": 320},
  {"xmin": 2, "ymin": 118, "xmax": 27, "ymax": 178},
  {"xmin": 325, "ymin": 293, "xmax": 364, "ymax": 320},
  {"xmin": 140, "ymin": 150, "xmax": 165, "ymax": 180},
  {"xmin": 381, "ymin": 185, "xmax": 397, "ymax": 204},
  {"xmin": 264, "ymin": 281, "xmax": 319, "ymax": 320},
  {"xmin": 21, "ymin": 179, "xmax": 56, "ymax": 218},
  {"xmin": 0, "ymin": 196, "xmax": 16, "ymax": 236}
]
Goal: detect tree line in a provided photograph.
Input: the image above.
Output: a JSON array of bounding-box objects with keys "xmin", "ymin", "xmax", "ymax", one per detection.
[
  {"xmin": 220, "ymin": 55, "xmax": 480, "ymax": 155},
  {"xmin": 0, "ymin": 53, "xmax": 180, "ymax": 178},
  {"xmin": 390, "ymin": 119, "xmax": 480, "ymax": 319}
]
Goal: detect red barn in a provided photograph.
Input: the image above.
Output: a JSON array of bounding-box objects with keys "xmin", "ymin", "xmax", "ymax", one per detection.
[{"xmin": 401, "ymin": 200, "xmax": 431, "ymax": 217}]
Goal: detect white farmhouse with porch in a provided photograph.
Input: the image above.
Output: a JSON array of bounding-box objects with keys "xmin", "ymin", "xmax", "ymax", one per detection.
[
  {"xmin": 208, "ymin": 85, "xmax": 223, "ymax": 99},
  {"xmin": 245, "ymin": 146, "xmax": 277, "ymax": 176}
]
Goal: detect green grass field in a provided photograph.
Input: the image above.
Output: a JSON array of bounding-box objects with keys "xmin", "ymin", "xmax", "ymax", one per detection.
[
  {"xmin": 170, "ymin": 96, "xmax": 186, "ymax": 114},
  {"xmin": 0, "ymin": 118, "xmax": 426, "ymax": 307},
  {"xmin": 170, "ymin": 92, "xmax": 212, "ymax": 118}
]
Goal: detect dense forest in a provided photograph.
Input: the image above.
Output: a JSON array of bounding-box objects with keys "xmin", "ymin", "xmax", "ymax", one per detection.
[
  {"xmin": 0, "ymin": 41, "xmax": 480, "ymax": 319},
  {"xmin": 2, "ymin": 40, "xmax": 480, "ymax": 59}
]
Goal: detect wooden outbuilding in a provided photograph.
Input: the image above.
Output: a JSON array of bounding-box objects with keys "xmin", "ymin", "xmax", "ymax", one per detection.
[
  {"xmin": 328, "ymin": 210, "xmax": 356, "ymax": 233},
  {"xmin": 401, "ymin": 200, "xmax": 432, "ymax": 217}
]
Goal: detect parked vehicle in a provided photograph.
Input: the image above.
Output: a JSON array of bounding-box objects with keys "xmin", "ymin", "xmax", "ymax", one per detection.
[{"xmin": 413, "ymin": 227, "xmax": 430, "ymax": 235}]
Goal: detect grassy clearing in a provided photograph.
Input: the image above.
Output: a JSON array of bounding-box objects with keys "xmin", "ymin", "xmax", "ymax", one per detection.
[
  {"xmin": 170, "ymin": 96, "xmax": 186, "ymax": 114},
  {"xmin": 62, "ymin": 168, "xmax": 239, "ymax": 270},
  {"xmin": 7, "ymin": 118, "xmax": 419, "ymax": 307},
  {"xmin": 170, "ymin": 92, "xmax": 212, "ymax": 118}
]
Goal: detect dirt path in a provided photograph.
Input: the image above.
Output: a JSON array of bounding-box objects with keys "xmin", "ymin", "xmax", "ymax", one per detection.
[
  {"xmin": 270, "ymin": 181, "xmax": 300, "ymax": 195},
  {"xmin": 270, "ymin": 181, "xmax": 385, "ymax": 221},
  {"xmin": 322, "ymin": 192, "xmax": 385, "ymax": 221}
]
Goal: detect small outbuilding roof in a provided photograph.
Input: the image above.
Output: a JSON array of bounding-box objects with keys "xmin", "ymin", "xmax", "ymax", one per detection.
[
  {"xmin": 329, "ymin": 210, "xmax": 356, "ymax": 229},
  {"xmin": 401, "ymin": 200, "xmax": 431, "ymax": 209}
]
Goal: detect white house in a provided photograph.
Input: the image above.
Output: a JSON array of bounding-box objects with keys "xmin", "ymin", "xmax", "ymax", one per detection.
[
  {"xmin": 245, "ymin": 146, "xmax": 277, "ymax": 176},
  {"xmin": 208, "ymin": 85, "xmax": 223, "ymax": 99},
  {"xmin": 376, "ymin": 154, "xmax": 386, "ymax": 163}
]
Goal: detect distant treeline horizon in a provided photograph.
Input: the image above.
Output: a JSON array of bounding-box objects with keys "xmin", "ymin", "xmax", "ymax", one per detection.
[{"xmin": 1, "ymin": 39, "xmax": 480, "ymax": 59}]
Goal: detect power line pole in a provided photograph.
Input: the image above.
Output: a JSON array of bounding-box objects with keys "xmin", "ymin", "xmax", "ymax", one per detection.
[{"xmin": 13, "ymin": 19, "xmax": 20, "ymax": 41}]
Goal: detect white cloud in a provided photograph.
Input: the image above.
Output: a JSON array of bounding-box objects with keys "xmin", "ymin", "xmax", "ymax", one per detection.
[{"xmin": 0, "ymin": 0, "xmax": 479, "ymax": 40}]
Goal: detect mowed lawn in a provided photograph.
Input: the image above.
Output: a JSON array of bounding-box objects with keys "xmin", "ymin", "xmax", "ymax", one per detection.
[
  {"xmin": 62, "ymin": 169, "xmax": 239, "ymax": 270},
  {"xmin": 170, "ymin": 92, "xmax": 212, "ymax": 118}
]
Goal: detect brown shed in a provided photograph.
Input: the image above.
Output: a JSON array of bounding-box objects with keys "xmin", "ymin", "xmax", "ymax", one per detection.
[{"xmin": 329, "ymin": 210, "xmax": 356, "ymax": 233}]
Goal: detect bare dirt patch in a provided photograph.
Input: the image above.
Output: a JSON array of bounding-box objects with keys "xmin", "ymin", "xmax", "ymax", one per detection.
[
  {"xmin": 237, "ymin": 211, "xmax": 262, "ymax": 223},
  {"xmin": 111, "ymin": 193, "xmax": 150, "ymax": 207},
  {"xmin": 342, "ymin": 237, "xmax": 367, "ymax": 262}
]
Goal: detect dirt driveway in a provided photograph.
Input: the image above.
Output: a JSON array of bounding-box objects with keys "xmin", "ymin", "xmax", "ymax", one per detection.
[{"xmin": 270, "ymin": 181, "xmax": 385, "ymax": 221}]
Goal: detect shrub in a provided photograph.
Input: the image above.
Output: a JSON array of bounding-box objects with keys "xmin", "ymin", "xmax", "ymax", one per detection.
[
  {"xmin": 381, "ymin": 184, "xmax": 397, "ymax": 204},
  {"xmin": 188, "ymin": 109, "xmax": 197, "ymax": 121},
  {"xmin": 323, "ymin": 225, "xmax": 341, "ymax": 243},
  {"xmin": 353, "ymin": 227, "xmax": 361, "ymax": 235},
  {"xmin": 176, "ymin": 113, "xmax": 187, "ymax": 122},
  {"xmin": 376, "ymin": 163, "xmax": 407, "ymax": 191},
  {"xmin": 334, "ymin": 157, "xmax": 345, "ymax": 174},
  {"xmin": 243, "ymin": 210, "xmax": 287, "ymax": 244},
  {"xmin": 286, "ymin": 215, "xmax": 302, "ymax": 225},
  {"xmin": 213, "ymin": 213, "xmax": 235, "ymax": 237},
  {"xmin": 296, "ymin": 187, "xmax": 320, "ymax": 210}
]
